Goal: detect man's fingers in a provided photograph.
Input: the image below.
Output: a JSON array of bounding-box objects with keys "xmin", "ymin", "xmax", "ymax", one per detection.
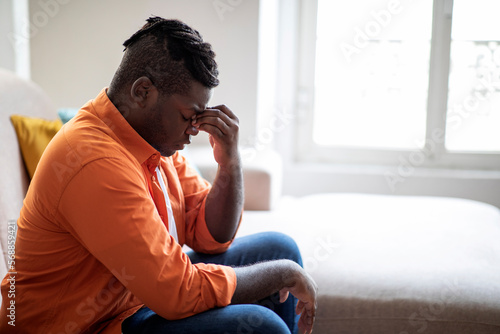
[
  {"xmin": 207, "ymin": 104, "xmax": 238, "ymax": 120},
  {"xmin": 298, "ymin": 309, "xmax": 314, "ymax": 334},
  {"xmin": 296, "ymin": 300, "xmax": 315, "ymax": 334},
  {"xmin": 279, "ymin": 289, "xmax": 289, "ymax": 303},
  {"xmin": 192, "ymin": 108, "xmax": 238, "ymax": 139},
  {"xmin": 194, "ymin": 121, "xmax": 228, "ymax": 139},
  {"xmin": 296, "ymin": 300, "xmax": 305, "ymax": 315},
  {"xmin": 193, "ymin": 110, "xmax": 231, "ymax": 127},
  {"xmin": 191, "ymin": 104, "xmax": 240, "ymax": 167},
  {"xmin": 298, "ymin": 314, "xmax": 312, "ymax": 334},
  {"xmin": 194, "ymin": 106, "xmax": 238, "ymax": 127}
]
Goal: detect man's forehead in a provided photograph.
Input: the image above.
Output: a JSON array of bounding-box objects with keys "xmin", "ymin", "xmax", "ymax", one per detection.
[
  {"xmin": 192, "ymin": 86, "xmax": 212, "ymax": 112},
  {"xmin": 174, "ymin": 86, "xmax": 211, "ymax": 112}
]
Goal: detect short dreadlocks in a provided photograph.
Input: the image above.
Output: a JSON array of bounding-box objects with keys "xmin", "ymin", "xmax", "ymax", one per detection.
[{"xmin": 110, "ymin": 16, "xmax": 219, "ymax": 96}]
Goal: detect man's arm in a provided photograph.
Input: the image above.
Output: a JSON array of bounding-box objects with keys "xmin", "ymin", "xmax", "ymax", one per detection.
[
  {"xmin": 58, "ymin": 158, "xmax": 237, "ymax": 320},
  {"xmin": 193, "ymin": 105, "xmax": 317, "ymax": 333},
  {"xmin": 192, "ymin": 104, "xmax": 243, "ymax": 243},
  {"xmin": 232, "ymin": 260, "xmax": 318, "ymax": 334}
]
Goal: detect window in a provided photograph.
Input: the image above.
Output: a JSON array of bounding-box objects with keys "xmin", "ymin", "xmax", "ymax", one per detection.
[
  {"xmin": 297, "ymin": 0, "xmax": 500, "ymax": 169},
  {"xmin": 446, "ymin": 0, "xmax": 500, "ymax": 152}
]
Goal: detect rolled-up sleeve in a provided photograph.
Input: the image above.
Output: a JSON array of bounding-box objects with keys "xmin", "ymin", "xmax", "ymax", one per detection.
[
  {"xmin": 57, "ymin": 157, "xmax": 236, "ymax": 320},
  {"xmin": 171, "ymin": 152, "xmax": 237, "ymax": 254}
]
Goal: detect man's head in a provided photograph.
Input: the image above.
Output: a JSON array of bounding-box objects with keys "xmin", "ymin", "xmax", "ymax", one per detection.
[
  {"xmin": 111, "ymin": 16, "xmax": 219, "ymax": 96},
  {"xmin": 108, "ymin": 17, "xmax": 219, "ymax": 157}
]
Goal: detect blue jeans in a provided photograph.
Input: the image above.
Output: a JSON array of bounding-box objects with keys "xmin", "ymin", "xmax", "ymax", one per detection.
[{"xmin": 122, "ymin": 232, "xmax": 302, "ymax": 334}]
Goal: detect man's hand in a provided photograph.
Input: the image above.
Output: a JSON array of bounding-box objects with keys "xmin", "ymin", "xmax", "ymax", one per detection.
[
  {"xmin": 192, "ymin": 104, "xmax": 240, "ymax": 168},
  {"xmin": 280, "ymin": 269, "xmax": 318, "ymax": 334},
  {"xmin": 232, "ymin": 260, "xmax": 318, "ymax": 334}
]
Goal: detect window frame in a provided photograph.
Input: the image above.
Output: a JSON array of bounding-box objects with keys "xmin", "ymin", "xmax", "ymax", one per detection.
[{"xmin": 295, "ymin": 0, "xmax": 500, "ymax": 171}]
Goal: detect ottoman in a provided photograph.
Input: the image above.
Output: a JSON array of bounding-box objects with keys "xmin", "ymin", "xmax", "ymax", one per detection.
[{"xmin": 238, "ymin": 193, "xmax": 500, "ymax": 333}]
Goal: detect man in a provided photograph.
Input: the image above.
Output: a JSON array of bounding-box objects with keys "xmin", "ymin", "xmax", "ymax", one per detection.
[{"xmin": 0, "ymin": 17, "xmax": 317, "ymax": 334}]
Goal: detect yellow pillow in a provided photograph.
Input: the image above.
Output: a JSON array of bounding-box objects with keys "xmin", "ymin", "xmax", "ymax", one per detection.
[{"xmin": 10, "ymin": 115, "xmax": 62, "ymax": 179}]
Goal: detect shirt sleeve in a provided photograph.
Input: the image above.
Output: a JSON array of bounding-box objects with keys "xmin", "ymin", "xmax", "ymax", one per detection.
[
  {"xmin": 57, "ymin": 157, "xmax": 237, "ymax": 320},
  {"xmin": 171, "ymin": 152, "xmax": 238, "ymax": 254}
]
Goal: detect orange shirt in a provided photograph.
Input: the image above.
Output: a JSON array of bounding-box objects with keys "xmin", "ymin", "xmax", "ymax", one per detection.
[{"xmin": 0, "ymin": 88, "xmax": 237, "ymax": 333}]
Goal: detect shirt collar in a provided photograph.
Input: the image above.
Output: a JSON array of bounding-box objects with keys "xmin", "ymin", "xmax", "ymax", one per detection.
[{"xmin": 91, "ymin": 88, "xmax": 159, "ymax": 166}]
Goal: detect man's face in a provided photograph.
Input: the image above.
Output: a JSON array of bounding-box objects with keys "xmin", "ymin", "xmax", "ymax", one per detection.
[{"xmin": 145, "ymin": 81, "xmax": 212, "ymax": 157}]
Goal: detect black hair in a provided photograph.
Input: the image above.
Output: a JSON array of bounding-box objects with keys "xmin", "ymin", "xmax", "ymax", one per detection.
[{"xmin": 110, "ymin": 16, "xmax": 219, "ymax": 95}]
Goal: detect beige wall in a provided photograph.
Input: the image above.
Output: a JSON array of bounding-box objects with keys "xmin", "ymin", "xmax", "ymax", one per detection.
[{"xmin": 28, "ymin": 0, "xmax": 259, "ymax": 141}]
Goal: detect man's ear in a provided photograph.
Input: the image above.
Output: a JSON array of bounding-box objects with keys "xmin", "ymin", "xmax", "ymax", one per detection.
[{"xmin": 130, "ymin": 76, "xmax": 158, "ymax": 108}]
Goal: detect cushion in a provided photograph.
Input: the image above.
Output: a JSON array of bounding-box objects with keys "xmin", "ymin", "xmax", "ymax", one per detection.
[
  {"xmin": 10, "ymin": 115, "xmax": 62, "ymax": 179},
  {"xmin": 238, "ymin": 193, "xmax": 500, "ymax": 333},
  {"xmin": 57, "ymin": 108, "xmax": 79, "ymax": 124}
]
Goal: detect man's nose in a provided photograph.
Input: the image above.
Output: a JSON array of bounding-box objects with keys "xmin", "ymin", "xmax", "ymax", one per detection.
[{"xmin": 186, "ymin": 125, "xmax": 199, "ymax": 136}]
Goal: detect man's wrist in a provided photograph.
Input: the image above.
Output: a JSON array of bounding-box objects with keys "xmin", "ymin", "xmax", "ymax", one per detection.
[
  {"xmin": 232, "ymin": 259, "xmax": 299, "ymax": 304},
  {"xmin": 279, "ymin": 260, "xmax": 303, "ymax": 288},
  {"xmin": 217, "ymin": 154, "xmax": 242, "ymax": 173}
]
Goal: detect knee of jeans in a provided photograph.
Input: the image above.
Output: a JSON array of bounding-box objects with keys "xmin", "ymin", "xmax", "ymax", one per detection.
[
  {"xmin": 260, "ymin": 231, "xmax": 303, "ymax": 267},
  {"xmin": 238, "ymin": 305, "xmax": 290, "ymax": 334}
]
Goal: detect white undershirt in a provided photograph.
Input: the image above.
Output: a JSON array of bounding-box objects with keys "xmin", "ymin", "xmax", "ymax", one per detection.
[{"xmin": 155, "ymin": 167, "xmax": 179, "ymax": 243}]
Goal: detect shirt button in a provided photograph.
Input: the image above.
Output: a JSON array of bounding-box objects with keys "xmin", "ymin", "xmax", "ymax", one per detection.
[{"xmin": 152, "ymin": 176, "xmax": 156, "ymax": 181}]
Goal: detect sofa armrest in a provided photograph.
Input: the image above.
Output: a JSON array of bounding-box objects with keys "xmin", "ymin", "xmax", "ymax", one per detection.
[{"xmin": 184, "ymin": 147, "xmax": 282, "ymax": 211}]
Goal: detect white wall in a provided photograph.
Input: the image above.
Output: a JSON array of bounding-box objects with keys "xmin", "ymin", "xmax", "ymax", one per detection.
[
  {"xmin": 28, "ymin": 0, "xmax": 259, "ymax": 142},
  {"xmin": 0, "ymin": 0, "xmax": 16, "ymax": 72},
  {"xmin": 1, "ymin": 0, "xmax": 30, "ymax": 79}
]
